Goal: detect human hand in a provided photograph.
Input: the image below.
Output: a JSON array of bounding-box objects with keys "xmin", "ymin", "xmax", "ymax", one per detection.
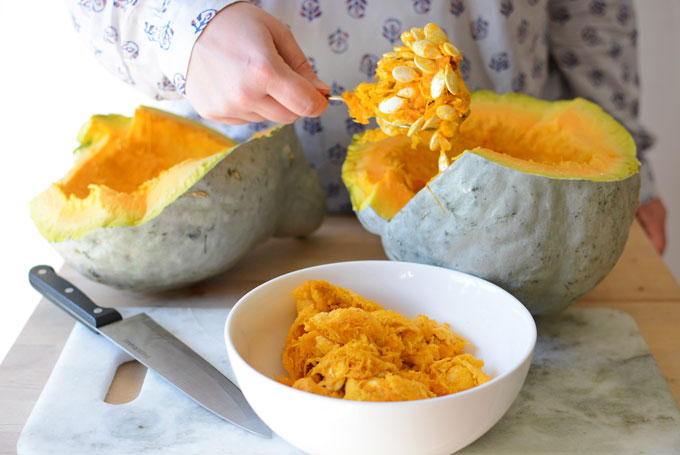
[
  {"xmin": 185, "ymin": 2, "xmax": 329, "ymax": 125},
  {"xmin": 636, "ymin": 198, "xmax": 667, "ymax": 255}
]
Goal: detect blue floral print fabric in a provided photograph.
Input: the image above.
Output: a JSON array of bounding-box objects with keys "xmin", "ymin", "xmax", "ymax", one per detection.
[{"xmin": 66, "ymin": 0, "xmax": 657, "ymax": 211}]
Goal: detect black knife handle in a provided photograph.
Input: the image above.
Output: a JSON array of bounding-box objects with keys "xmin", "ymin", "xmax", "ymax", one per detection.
[{"xmin": 28, "ymin": 265, "xmax": 122, "ymax": 330}]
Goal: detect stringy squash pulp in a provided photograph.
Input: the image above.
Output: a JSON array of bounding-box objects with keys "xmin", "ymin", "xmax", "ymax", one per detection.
[
  {"xmin": 342, "ymin": 22, "xmax": 471, "ymax": 169},
  {"xmin": 279, "ymin": 280, "xmax": 489, "ymax": 402},
  {"xmin": 343, "ymin": 91, "xmax": 639, "ymax": 220}
]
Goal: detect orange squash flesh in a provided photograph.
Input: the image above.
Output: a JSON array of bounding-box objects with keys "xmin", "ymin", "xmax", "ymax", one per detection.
[
  {"xmin": 61, "ymin": 107, "xmax": 236, "ymax": 198},
  {"xmin": 448, "ymin": 94, "xmax": 636, "ymax": 179},
  {"xmin": 31, "ymin": 107, "xmax": 238, "ymax": 242},
  {"xmin": 343, "ymin": 135, "xmax": 440, "ymax": 219},
  {"xmin": 342, "ymin": 92, "xmax": 639, "ymax": 220}
]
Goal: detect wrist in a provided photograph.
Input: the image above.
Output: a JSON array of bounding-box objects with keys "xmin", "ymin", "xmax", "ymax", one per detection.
[{"xmin": 156, "ymin": 1, "xmax": 242, "ymax": 96}]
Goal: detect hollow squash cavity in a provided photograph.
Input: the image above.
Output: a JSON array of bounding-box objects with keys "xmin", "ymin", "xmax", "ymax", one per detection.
[
  {"xmin": 342, "ymin": 91, "xmax": 639, "ymax": 220},
  {"xmin": 61, "ymin": 106, "xmax": 236, "ymax": 198},
  {"xmin": 31, "ymin": 106, "xmax": 238, "ymax": 242},
  {"xmin": 343, "ymin": 135, "xmax": 440, "ymax": 220}
]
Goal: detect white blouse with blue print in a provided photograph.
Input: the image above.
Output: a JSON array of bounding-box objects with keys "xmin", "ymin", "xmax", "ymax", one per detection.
[{"xmin": 67, "ymin": 0, "xmax": 656, "ymax": 212}]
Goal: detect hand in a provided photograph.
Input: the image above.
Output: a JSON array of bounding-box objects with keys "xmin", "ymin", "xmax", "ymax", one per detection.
[
  {"xmin": 636, "ymin": 198, "xmax": 667, "ymax": 255},
  {"xmin": 185, "ymin": 2, "xmax": 329, "ymax": 125}
]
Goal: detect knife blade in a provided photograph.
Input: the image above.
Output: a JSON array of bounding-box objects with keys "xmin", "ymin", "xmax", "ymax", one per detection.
[{"xmin": 28, "ymin": 265, "xmax": 271, "ymax": 439}]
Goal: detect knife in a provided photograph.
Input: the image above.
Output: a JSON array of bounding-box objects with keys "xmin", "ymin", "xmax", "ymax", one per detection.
[{"xmin": 28, "ymin": 265, "xmax": 271, "ymax": 439}]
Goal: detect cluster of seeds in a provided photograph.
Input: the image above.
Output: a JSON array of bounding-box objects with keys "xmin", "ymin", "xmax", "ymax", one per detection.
[{"xmin": 343, "ymin": 23, "xmax": 471, "ymax": 169}]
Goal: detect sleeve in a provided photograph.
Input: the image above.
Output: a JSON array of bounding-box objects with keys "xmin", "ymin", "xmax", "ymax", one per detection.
[
  {"xmin": 65, "ymin": 0, "xmax": 242, "ymax": 101},
  {"xmin": 547, "ymin": 0, "xmax": 658, "ymax": 203}
]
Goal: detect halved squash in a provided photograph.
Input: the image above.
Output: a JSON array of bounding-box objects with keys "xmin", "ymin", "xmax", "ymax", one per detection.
[
  {"xmin": 31, "ymin": 106, "xmax": 326, "ymax": 291},
  {"xmin": 342, "ymin": 92, "xmax": 640, "ymax": 314},
  {"xmin": 32, "ymin": 107, "xmax": 241, "ymax": 242}
]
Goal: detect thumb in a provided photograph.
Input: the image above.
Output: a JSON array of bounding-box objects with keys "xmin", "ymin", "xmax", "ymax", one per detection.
[{"xmin": 269, "ymin": 21, "xmax": 330, "ymax": 94}]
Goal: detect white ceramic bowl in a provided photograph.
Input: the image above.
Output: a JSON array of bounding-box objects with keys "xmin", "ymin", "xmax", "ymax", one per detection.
[{"xmin": 225, "ymin": 261, "xmax": 536, "ymax": 455}]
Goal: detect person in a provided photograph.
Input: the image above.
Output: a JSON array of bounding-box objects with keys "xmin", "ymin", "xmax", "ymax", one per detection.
[{"xmin": 67, "ymin": 0, "xmax": 667, "ymax": 253}]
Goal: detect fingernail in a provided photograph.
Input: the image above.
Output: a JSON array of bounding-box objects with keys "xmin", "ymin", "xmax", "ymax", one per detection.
[{"xmin": 313, "ymin": 79, "xmax": 331, "ymax": 93}]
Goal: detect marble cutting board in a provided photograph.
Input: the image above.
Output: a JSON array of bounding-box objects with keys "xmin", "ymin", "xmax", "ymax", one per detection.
[{"xmin": 17, "ymin": 307, "xmax": 680, "ymax": 454}]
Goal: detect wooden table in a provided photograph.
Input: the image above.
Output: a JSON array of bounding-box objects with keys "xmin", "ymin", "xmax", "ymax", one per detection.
[{"xmin": 1, "ymin": 215, "xmax": 679, "ymax": 454}]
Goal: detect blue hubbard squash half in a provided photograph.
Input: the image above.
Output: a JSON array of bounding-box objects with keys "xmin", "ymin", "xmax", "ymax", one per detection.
[
  {"xmin": 342, "ymin": 92, "xmax": 640, "ymax": 314},
  {"xmin": 31, "ymin": 106, "xmax": 326, "ymax": 292}
]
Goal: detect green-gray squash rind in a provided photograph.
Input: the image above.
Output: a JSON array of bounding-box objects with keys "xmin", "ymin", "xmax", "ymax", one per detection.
[
  {"xmin": 356, "ymin": 152, "xmax": 640, "ymax": 315},
  {"xmin": 54, "ymin": 124, "xmax": 326, "ymax": 292}
]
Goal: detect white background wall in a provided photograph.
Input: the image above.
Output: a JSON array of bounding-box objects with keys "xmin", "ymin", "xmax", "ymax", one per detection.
[
  {"xmin": 0, "ymin": 2, "xmax": 163, "ymax": 364},
  {"xmin": 1, "ymin": 1, "xmax": 678, "ymax": 364}
]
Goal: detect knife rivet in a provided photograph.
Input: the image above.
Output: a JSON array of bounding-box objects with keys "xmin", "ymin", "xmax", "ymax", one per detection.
[
  {"xmin": 37, "ymin": 269, "xmax": 47, "ymax": 275},
  {"xmin": 93, "ymin": 308, "xmax": 103, "ymax": 314},
  {"xmin": 64, "ymin": 287, "xmax": 74, "ymax": 293}
]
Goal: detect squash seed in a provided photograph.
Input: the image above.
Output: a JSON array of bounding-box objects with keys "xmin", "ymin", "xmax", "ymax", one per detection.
[
  {"xmin": 414, "ymin": 55, "xmax": 437, "ymax": 73},
  {"xmin": 424, "ymin": 23, "xmax": 448, "ymax": 44},
  {"xmin": 438, "ymin": 151, "xmax": 451, "ymax": 172},
  {"xmin": 392, "ymin": 66, "xmax": 419, "ymax": 83},
  {"xmin": 382, "ymin": 51, "xmax": 400, "ymax": 59},
  {"xmin": 430, "ymin": 71, "xmax": 446, "ymax": 99},
  {"xmin": 422, "ymin": 114, "xmax": 440, "ymax": 130},
  {"xmin": 442, "ymin": 42, "xmax": 461, "ymax": 58},
  {"xmin": 429, "ymin": 131, "xmax": 442, "ymax": 151},
  {"xmin": 397, "ymin": 87, "xmax": 415, "ymax": 98},
  {"xmin": 400, "ymin": 31, "xmax": 415, "ymax": 47},
  {"xmin": 377, "ymin": 118, "xmax": 401, "ymax": 136},
  {"xmin": 436, "ymin": 105, "xmax": 456, "ymax": 121},
  {"xmin": 185, "ymin": 191, "xmax": 209, "ymax": 198},
  {"xmin": 439, "ymin": 136, "xmax": 451, "ymax": 151},
  {"xmin": 378, "ymin": 96, "xmax": 406, "ymax": 114},
  {"xmin": 407, "ymin": 115, "xmax": 426, "ymax": 136},
  {"xmin": 444, "ymin": 64, "xmax": 458, "ymax": 94},
  {"xmin": 410, "ymin": 27, "xmax": 425, "ymax": 40},
  {"xmin": 399, "ymin": 51, "xmax": 415, "ymax": 59},
  {"xmin": 412, "ymin": 39, "xmax": 441, "ymax": 59}
]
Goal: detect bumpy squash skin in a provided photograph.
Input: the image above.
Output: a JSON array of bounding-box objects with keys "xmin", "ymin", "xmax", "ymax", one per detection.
[
  {"xmin": 54, "ymin": 125, "xmax": 326, "ymax": 292},
  {"xmin": 356, "ymin": 152, "xmax": 640, "ymax": 315}
]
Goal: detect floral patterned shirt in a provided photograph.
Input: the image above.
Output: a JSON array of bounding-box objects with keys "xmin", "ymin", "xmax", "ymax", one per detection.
[{"xmin": 67, "ymin": 0, "xmax": 656, "ymax": 211}]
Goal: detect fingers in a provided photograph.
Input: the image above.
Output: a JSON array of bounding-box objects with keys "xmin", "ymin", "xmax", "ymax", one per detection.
[
  {"xmin": 263, "ymin": 22, "xmax": 329, "ymax": 117},
  {"xmin": 650, "ymin": 227, "xmax": 666, "ymax": 255},
  {"xmin": 216, "ymin": 118, "xmax": 249, "ymax": 125},
  {"xmin": 195, "ymin": 36, "xmax": 328, "ymax": 123},
  {"xmin": 220, "ymin": 94, "xmax": 313, "ymax": 126},
  {"xmin": 269, "ymin": 20, "xmax": 330, "ymax": 94},
  {"xmin": 209, "ymin": 113, "xmax": 266, "ymax": 125},
  {"xmin": 636, "ymin": 198, "xmax": 667, "ymax": 255},
  {"xmin": 639, "ymin": 216, "xmax": 666, "ymax": 255},
  {"xmin": 185, "ymin": 2, "xmax": 329, "ymax": 125},
  {"xmin": 265, "ymin": 56, "xmax": 329, "ymax": 118},
  {"xmin": 254, "ymin": 95, "xmax": 299, "ymax": 124}
]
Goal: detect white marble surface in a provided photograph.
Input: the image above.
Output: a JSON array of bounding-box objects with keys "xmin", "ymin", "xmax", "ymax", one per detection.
[
  {"xmin": 18, "ymin": 307, "xmax": 680, "ymax": 454},
  {"xmin": 462, "ymin": 308, "xmax": 680, "ymax": 454},
  {"xmin": 18, "ymin": 307, "xmax": 301, "ymax": 455}
]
